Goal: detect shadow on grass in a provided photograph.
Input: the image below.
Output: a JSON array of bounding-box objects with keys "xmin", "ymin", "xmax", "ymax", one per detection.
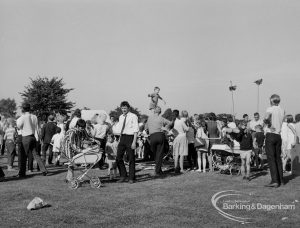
[
  {"xmin": 3, "ymin": 174, "xmax": 35, "ymax": 182},
  {"xmin": 96, "ymin": 167, "xmax": 180, "ymax": 184},
  {"xmin": 46, "ymin": 166, "xmax": 68, "ymax": 176},
  {"xmin": 284, "ymin": 173, "xmax": 299, "ymax": 184},
  {"xmin": 249, "ymin": 170, "xmax": 269, "ymax": 181}
]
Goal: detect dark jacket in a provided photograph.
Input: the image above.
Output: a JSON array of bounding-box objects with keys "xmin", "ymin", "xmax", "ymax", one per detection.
[
  {"xmin": 235, "ymin": 129, "xmax": 253, "ymax": 151},
  {"xmin": 41, "ymin": 122, "xmax": 59, "ymax": 144}
]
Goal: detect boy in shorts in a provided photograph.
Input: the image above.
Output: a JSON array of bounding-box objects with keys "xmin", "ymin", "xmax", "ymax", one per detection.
[
  {"xmin": 148, "ymin": 87, "xmax": 166, "ymax": 111},
  {"xmin": 225, "ymin": 122, "xmax": 253, "ymax": 180},
  {"xmin": 253, "ymin": 124, "xmax": 265, "ymax": 169}
]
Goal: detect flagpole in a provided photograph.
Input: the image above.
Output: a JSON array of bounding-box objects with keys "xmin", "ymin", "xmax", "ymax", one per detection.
[
  {"xmin": 254, "ymin": 78, "xmax": 262, "ymax": 114},
  {"xmin": 230, "ymin": 81, "xmax": 235, "ymax": 119},
  {"xmin": 257, "ymin": 84, "xmax": 259, "ymax": 113}
]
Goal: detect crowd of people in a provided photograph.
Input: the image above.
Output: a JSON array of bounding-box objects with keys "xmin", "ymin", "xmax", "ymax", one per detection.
[{"xmin": 0, "ymin": 89, "xmax": 299, "ymax": 188}]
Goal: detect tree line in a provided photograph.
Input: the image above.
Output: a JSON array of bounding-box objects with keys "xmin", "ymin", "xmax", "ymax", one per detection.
[{"xmin": 0, "ymin": 76, "xmax": 234, "ymax": 122}]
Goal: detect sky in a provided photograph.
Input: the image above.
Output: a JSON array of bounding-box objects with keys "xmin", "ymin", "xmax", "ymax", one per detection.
[{"xmin": 0, "ymin": 0, "xmax": 300, "ymax": 118}]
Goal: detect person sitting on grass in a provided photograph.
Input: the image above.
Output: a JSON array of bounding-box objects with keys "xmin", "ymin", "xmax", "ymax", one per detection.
[{"xmin": 224, "ymin": 121, "xmax": 253, "ymax": 181}]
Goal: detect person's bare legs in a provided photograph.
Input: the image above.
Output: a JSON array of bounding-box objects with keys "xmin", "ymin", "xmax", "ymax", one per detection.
[
  {"xmin": 241, "ymin": 158, "xmax": 246, "ymax": 178},
  {"xmin": 282, "ymin": 149, "xmax": 288, "ymax": 172},
  {"xmin": 202, "ymin": 153, "xmax": 207, "ymax": 172},
  {"xmin": 196, "ymin": 150, "xmax": 202, "ymax": 172},
  {"xmin": 179, "ymin": 155, "xmax": 184, "ymax": 172},
  {"xmin": 245, "ymin": 152, "xmax": 251, "ymax": 178},
  {"xmin": 174, "ymin": 154, "xmax": 179, "ymax": 172}
]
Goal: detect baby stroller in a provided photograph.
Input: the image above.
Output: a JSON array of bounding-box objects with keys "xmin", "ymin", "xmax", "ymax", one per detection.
[
  {"xmin": 211, "ymin": 135, "xmax": 241, "ymax": 175},
  {"xmin": 163, "ymin": 133, "xmax": 174, "ymax": 162},
  {"xmin": 211, "ymin": 144, "xmax": 241, "ymax": 175},
  {"xmin": 62, "ymin": 128, "xmax": 103, "ymax": 189}
]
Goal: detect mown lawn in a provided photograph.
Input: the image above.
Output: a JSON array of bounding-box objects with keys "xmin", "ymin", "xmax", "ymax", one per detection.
[{"xmin": 0, "ymin": 156, "xmax": 299, "ymax": 228}]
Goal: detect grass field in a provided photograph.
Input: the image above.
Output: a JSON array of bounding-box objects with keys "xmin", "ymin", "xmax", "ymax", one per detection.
[{"xmin": 0, "ymin": 156, "xmax": 299, "ymax": 228}]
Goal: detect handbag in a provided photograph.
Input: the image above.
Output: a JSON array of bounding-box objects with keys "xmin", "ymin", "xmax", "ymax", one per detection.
[
  {"xmin": 194, "ymin": 128, "xmax": 207, "ymax": 148},
  {"xmin": 194, "ymin": 137, "xmax": 206, "ymax": 148}
]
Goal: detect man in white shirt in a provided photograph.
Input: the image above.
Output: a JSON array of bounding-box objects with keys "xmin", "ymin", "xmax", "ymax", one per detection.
[
  {"xmin": 115, "ymin": 101, "xmax": 139, "ymax": 184},
  {"xmin": 227, "ymin": 116, "xmax": 237, "ymax": 129},
  {"xmin": 249, "ymin": 112, "xmax": 263, "ymax": 132},
  {"xmin": 264, "ymin": 94, "xmax": 285, "ymax": 188},
  {"xmin": 16, "ymin": 103, "xmax": 48, "ymax": 178}
]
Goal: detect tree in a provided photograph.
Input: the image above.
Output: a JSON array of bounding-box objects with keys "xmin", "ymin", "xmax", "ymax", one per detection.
[
  {"xmin": 0, "ymin": 98, "xmax": 17, "ymax": 117},
  {"xmin": 20, "ymin": 77, "xmax": 75, "ymax": 120},
  {"xmin": 109, "ymin": 106, "xmax": 141, "ymax": 120}
]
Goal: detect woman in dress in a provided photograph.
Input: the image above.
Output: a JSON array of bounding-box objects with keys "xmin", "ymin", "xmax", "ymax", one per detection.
[{"xmin": 172, "ymin": 110, "xmax": 189, "ymax": 173}]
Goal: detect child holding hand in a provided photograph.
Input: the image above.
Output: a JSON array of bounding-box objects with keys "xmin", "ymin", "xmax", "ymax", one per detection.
[
  {"xmin": 51, "ymin": 128, "xmax": 64, "ymax": 166},
  {"xmin": 105, "ymin": 134, "xmax": 118, "ymax": 180}
]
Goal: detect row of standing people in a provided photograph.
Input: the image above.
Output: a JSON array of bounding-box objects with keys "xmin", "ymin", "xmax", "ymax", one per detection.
[{"xmin": 0, "ymin": 104, "xmax": 67, "ymax": 180}]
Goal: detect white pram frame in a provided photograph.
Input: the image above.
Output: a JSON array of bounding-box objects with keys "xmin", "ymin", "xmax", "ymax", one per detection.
[
  {"xmin": 210, "ymin": 144, "xmax": 241, "ymax": 175},
  {"xmin": 197, "ymin": 136, "xmax": 241, "ymax": 175},
  {"xmin": 67, "ymin": 145, "xmax": 103, "ymax": 189},
  {"xmin": 62, "ymin": 129, "xmax": 103, "ymax": 189}
]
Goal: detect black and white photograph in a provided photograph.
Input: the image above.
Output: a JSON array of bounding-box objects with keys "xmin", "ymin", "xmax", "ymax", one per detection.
[{"xmin": 0, "ymin": 0, "xmax": 300, "ymax": 227}]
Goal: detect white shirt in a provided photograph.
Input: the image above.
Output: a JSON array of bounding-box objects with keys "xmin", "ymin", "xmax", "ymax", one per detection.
[
  {"xmin": 51, "ymin": 133, "xmax": 64, "ymax": 153},
  {"xmin": 69, "ymin": 117, "xmax": 79, "ymax": 129},
  {"xmin": 173, "ymin": 118, "xmax": 189, "ymax": 136},
  {"xmin": 295, "ymin": 122, "xmax": 300, "ymax": 141},
  {"xmin": 17, "ymin": 112, "xmax": 39, "ymax": 139},
  {"xmin": 57, "ymin": 123, "xmax": 66, "ymax": 136},
  {"xmin": 92, "ymin": 123, "xmax": 109, "ymax": 139},
  {"xmin": 111, "ymin": 122, "xmax": 119, "ymax": 135},
  {"xmin": 249, "ymin": 119, "xmax": 263, "ymax": 131},
  {"xmin": 265, "ymin": 105, "xmax": 285, "ymax": 134},
  {"xmin": 281, "ymin": 122, "xmax": 296, "ymax": 150},
  {"xmin": 228, "ymin": 122, "xmax": 237, "ymax": 129},
  {"xmin": 115, "ymin": 112, "xmax": 139, "ymax": 135}
]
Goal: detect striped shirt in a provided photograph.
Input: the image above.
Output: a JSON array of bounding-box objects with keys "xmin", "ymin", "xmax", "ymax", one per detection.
[{"xmin": 4, "ymin": 127, "xmax": 16, "ymax": 142}]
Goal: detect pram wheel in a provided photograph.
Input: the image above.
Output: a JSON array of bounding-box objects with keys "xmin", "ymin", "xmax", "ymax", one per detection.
[
  {"xmin": 69, "ymin": 179, "xmax": 80, "ymax": 190},
  {"xmin": 90, "ymin": 176, "xmax": 102, "ymax": 188}
]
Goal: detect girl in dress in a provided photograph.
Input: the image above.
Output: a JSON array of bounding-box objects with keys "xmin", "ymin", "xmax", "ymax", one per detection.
[
  {"xmin": 281, "ymin": 115, "xmax": 297, "ymax": 173},
  {"xmin": 195, "ymin": 120, "xmax": 209, "ymax": 172}
]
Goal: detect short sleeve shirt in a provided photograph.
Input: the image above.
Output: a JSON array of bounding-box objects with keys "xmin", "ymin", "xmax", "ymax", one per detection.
[{"xmin": 266, "ymin": 105, "xmax": 285, "ymax": 134}]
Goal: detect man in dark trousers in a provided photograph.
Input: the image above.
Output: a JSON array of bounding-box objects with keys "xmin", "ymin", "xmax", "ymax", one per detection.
[
  {"xmin": 16, "ymin": 103, "xmax": 48, "ymax": 177},
  {"xmin": 264, "ymin": 94, "xmax": 285, "ymax": 188},
  {"xmin": 41, "ymin": 114, "xmax": 59, "ymax": 165},
  {"xmin": 115, "ymin": 101, "xmax": 139, "ymax": 184},
  {"xmin": 145, "ymin": 106, "xmax": 171, "ymax": 177}
]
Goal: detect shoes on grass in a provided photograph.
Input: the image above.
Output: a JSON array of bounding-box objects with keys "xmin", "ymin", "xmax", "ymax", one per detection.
[
  {"xmin": 117, "ymin": 177, "xmax": 128, "ymax": 183},
  {"xmin": 264, "ymin": 182, "xmax": 280, "ymax": 188},
  {"xmin": 128, "ymin": 180, "xmax": 135, "ymax": 184}
]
